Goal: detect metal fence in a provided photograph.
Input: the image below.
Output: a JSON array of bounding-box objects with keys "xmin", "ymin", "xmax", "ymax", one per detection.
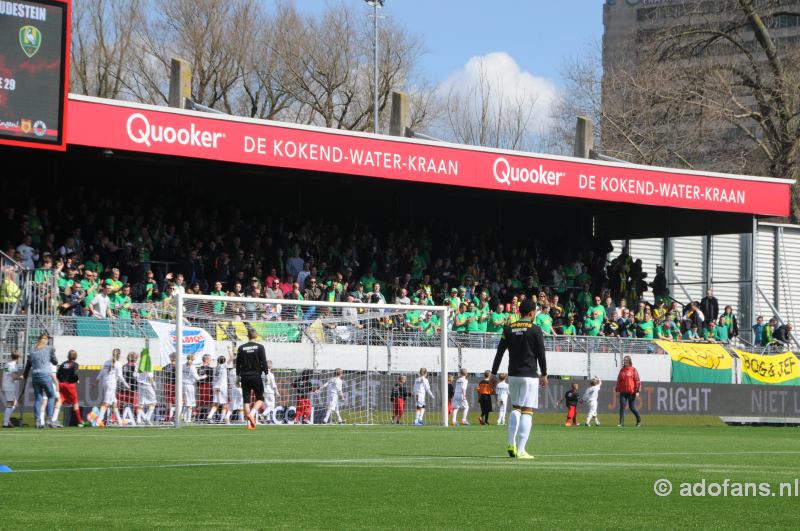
[
  {"xmin": 0, "ymin": 313, "xmax": 686, "ymax": 356},
  {"xmin": 1, "ymin": 252, "xmax": 59, "ymax": 317}
]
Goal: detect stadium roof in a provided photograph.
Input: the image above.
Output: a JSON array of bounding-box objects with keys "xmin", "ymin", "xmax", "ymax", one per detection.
[{"xmin": 64, "ymin": 94, "xmax": 794, "ymax": 237}]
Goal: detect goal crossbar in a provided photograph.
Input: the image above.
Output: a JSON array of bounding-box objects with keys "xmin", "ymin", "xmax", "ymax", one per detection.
[{"xmin": 174, "ymin": 292, "xmax": 450, "ymax": 428}]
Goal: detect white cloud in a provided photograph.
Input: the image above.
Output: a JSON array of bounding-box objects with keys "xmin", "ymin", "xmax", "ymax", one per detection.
[{"xmin": 437, "ymin": 52, "xmax": 559, "ymax": 132}]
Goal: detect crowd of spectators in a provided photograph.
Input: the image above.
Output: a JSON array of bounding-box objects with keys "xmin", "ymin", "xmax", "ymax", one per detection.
[{"xmin": 0, "ymin": 195, "xmax": 793, "ymax": 349}]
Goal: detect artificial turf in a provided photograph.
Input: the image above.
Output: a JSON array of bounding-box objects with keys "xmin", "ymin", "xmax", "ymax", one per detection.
[{"xmin": 1, "ymin": 414, "xmax": 798, "ymax": 530}]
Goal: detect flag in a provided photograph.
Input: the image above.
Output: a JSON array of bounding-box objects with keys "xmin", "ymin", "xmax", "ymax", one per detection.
[
  {"xmin": 656, "ymin": 340, "xmax": 733, "ymax": 384},
  {"xmin": 148, "ymin": 321, "xmax": 216, "ymax": 365},
  {"xmin": 734, "ymin": 349, "xmax": 800, "ymax": 386}
]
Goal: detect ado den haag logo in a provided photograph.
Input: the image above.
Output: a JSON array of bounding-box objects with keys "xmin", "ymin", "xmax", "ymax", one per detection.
[
  {"xmin": 33, "ymin": 120, "xmax": 47, "ymax": 137},
  {"xmin": 19, "ymin": 25, "xmax": 41, "ymax": 58},
  {"xmin": 169, "ymin": 329, "xmax": 206, "ymax": 355}
]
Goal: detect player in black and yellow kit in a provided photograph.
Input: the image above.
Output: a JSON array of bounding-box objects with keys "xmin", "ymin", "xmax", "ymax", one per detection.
[
  {"xmin": 235, "ymin": 329, "xmax": 268, "ymax": 430},
  {"xmin": 491, "ymin": 299, "xmax": 547, "ymax": 459}
]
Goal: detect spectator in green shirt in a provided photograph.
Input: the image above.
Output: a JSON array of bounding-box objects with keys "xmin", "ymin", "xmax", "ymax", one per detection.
[
  {"xmin": 637, "ymin": 315, "xmax": 655, "ymax": 339},
  {"xmin": 454, "ymin": 303, "xmax": 469, "ymax": 333},
  {"xmin": 563, "ymin": 314, "xmax": 577, "ymax": 336},
  {"xmin": 703, "ymin": 321, "xmax": 718, "ymax": 342},
  {"xmin": 683, "ymin": 324, "xmax": 700, "ymax": 341},
  {"xmin": 34, "ymin": 256, "xmax": 54, "ymax": 285},
  {"xmin": 535, "ymin": 305, "xmax": 555, "ymax": 335},
  {"xmin": 210, "ymin": 281, "xmax": 226, "ymax": 314},
  {"xmin": 577, "ymin": 284, "xmax": 592, "ymax": 316},
  {"xmin": 84, "ymin": 252, "xmax": 104, "ymax": 275},
  {"xmin": 465, "ymin": 302, "xmax": 482, "ymax": 333},
  {"xmin": 359, "ymin": 270, "xmax": 378, "ymax": 291},
  {"xmin": 488, "ymin": 304, "xmax": 508, "ymax": 334},
  {"xmin": 474, "ymin": 295, "xmax": 490, "ymax": 332},
  {"xmin": 584, "ymin": 310, "xmax": 602, "ymax": 336},
  {"xmin": 764, "ymin": 318, "xmax": 777, "ymax": 346},
  {"xmin": 714, "ymin": 317, "xmax": 730, "ymax": 342},
  {"xmin": 655, "ymin": 319, "xmax": 674, "ymax": 341},
  {"xmin": 111, "ymin": 284, "xmax": 133, "ymax": 320},
  {"xmin": 80, "ymin": 270, "xmax": 99, "ymax": 308},
  {"xmin": 105, "ymin": 268, "xmax": 124, "ymax": 297},
  {"xmin": 419, "ymin": 311, "xmax": 438, "ymax": 338},
  {"xmin": 448, "ymin": 288, "xmax": 461, "ymax": 312},
  {"xmin": 720, "ymin": 305, "xmax": 738, "ymax": 339},
  {"xmin": 587, "ymin": 295, "xmax": 605, "ymax": 320}
]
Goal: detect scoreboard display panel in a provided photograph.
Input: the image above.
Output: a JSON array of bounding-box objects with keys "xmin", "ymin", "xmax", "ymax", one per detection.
[{"xmin": 0, "ymin": 0, "xmax": 69, "ymax": 150}]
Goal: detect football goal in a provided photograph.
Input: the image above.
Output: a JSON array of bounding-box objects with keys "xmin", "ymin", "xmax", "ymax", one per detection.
[{"xmin": 157, "ymin": 292, "xmax": 452, "ymax": 428}]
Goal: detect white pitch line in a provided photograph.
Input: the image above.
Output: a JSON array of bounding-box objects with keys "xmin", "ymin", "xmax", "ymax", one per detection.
[
  {"xmin": 532, "ymin": 450, "xmax": 800, "ymax": 458},
  {"xmin": 9, "ymin": 457, "xmax": 462, "ymax": 473},
  {"xmin": 8, "ymin": 450, "xmax": 800, "ymax": 474}
]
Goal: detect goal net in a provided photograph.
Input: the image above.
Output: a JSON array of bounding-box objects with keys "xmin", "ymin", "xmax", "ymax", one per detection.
[{"xmin": 103, "ymin": 293, "xmax": 450, "ymax": 428}]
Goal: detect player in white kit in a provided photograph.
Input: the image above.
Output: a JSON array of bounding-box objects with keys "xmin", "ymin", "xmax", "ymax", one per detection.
[
  {"xmin": 413, "ymin": 368, "xmax": 434, "ymax": 425},
  {"xmin": 136, "ymin": 348, "xmax": 157, "ymax": 425},
  {"xmin": 321, "ymin": 368, "xmax": 345, "ymax": 424},
  {"xmin": 206, "ymin": 356, "xmax": 229, "ymax": 424},
  {"xmin": 451, "ymin": 368, "xmax": 470, "ymax": 426},
  {"xmin": 2, "ymin": 351, "xmax": 21, "ymax": 428},
  {"xmin": 262, "ymin": 360, "xmax": 279, "ymax": 424},
  {"xmin": 495, "ymin": 373, "xmax": 509, "ymax": 425},
  {"xmin": 181, "ymin": 353, "xmax": 206, "ymax": 423},
  {"xmin": 227, "ymin": 353, "xmax": 243, "ymax": 423},
  {"xmin": 581, "ymin": 376, "xmax": 602, "ymax": 426},
  {"xmin": 95, "ymin": 348, "xmax": 130, "ymax": 427}
]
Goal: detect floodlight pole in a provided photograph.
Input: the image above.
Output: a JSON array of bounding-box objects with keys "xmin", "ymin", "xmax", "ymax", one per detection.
[{"xmin": 366, "ymin": 0, "xmax": 383, "ymax": 134}]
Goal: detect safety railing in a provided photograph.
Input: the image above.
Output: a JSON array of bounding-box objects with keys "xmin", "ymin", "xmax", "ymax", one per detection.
[
  {"xmin": 0, "ymin": 312, "xmax": 676, "ymax": 355},
  {"xmin": 0, "ymin": 252, "xmax": 60, "ymax": 317}
]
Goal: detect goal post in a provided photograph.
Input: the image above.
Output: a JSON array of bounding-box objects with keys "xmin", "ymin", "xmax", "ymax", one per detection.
[{"xmin": 173, "ymin": 291, "xmax": 450, "ymax": 428}]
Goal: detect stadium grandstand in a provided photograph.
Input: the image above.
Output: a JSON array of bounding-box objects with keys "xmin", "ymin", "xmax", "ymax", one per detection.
[
  {"xmin": 0, "ymin": 95, "xmax": 796, "ymax": 353},
  {"xmin": 0, "ymin": 94, "xmax": 798, "ymax": 433}
]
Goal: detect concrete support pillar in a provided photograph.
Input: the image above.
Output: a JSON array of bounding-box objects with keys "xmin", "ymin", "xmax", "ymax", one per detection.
[
  {"xmin": 574, "ymin": 116, "xmax": 594, "ymax": 159},
  {"xmin": 389, "ymin": 91, "xmax": 410, "ymax": 137},
  {"xmin": 169, "ymin": 58, "xmax": 192, "ymax": 109}
]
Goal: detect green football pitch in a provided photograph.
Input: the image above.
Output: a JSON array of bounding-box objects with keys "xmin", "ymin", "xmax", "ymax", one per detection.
[{"xmin": 1, "ymin": 414, "xmax": 798, "ymax": 530}]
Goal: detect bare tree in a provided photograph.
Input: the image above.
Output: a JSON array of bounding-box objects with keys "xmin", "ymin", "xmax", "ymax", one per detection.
[
  {"xmin": 68, "ymin": 0, "xmax": 434, "ymax": 133},
  {"xmin": 126, "ymin": 0, "xmax": 255, "ymax": 110},
  {"xmin": 543, "ymin": 44, "xmax": 604, "ymax": 156},
  {"xmin": 437, "ymin": 57, "xmax": 541, "ymax": 151},
  {"xmin": 70, "ymin": 0, "xmax": 143, "ymax": 99},
  {"xmin": 270, "ymin": 3, "xmax": 426, "ymax": 132},
  {"xmin": 234, "ymin": 1, "xmax": 298, "ymax": 119}
]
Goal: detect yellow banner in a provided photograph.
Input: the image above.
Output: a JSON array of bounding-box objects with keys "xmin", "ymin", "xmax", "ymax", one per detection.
[
  {"xmin": 216, "ymin": 321, "xmax": 248, "ymax": 341},
  {"xmin": 734, "ymin": 349, "xmax": 800, "ymax": 385},
  {"xmin": 656, "ymin": 340, "xmax": 733, "ymax": 370}
]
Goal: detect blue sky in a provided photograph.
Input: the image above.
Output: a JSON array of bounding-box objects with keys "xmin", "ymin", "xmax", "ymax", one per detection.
[
  {"xmin": 380, "ymin": 0, "xmax": 604, "ymax": 88},
  {"xmin": 295, "ymin": 1, "xmax": 605, "ymax": 88},
  {"xmin": 293, "ymin": 1, "xmax": 606, "ymax": 133}
]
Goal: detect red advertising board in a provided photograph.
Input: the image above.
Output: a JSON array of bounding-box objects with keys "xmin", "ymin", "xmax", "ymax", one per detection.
[{"xmin": 66, "ymin": 95, "xmax": 793, "ymax": 217}]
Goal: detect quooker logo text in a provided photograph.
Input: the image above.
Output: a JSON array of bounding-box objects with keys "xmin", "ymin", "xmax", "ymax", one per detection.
[
  {"xmin": 126, "ymin": 113, "xmax": 225, "ymax": 148},
  {"xmin": 493, "ymin": 157, "xmax": 564, "ymax": 187}
]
